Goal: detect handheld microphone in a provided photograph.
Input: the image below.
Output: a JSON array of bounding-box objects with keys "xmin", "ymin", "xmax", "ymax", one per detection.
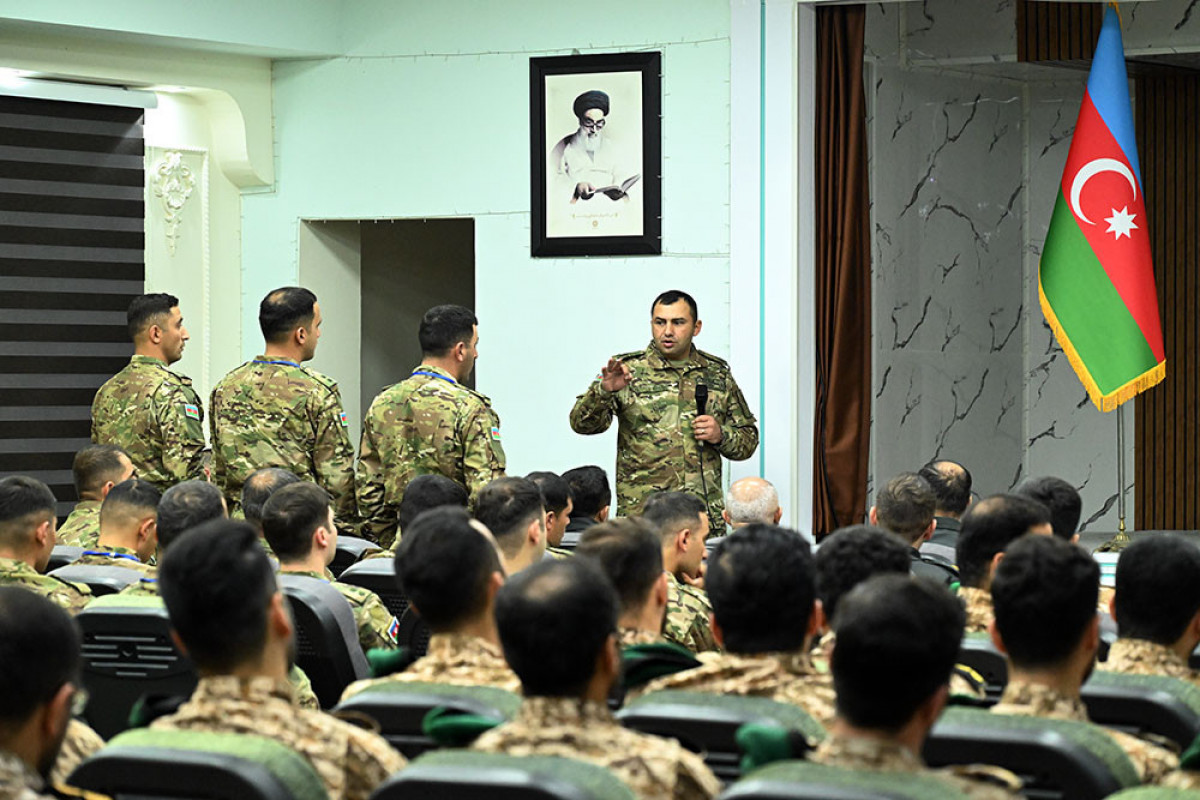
[{"xmin": 695, "ymin": 382, "xmax": 709, "ymax": 417}]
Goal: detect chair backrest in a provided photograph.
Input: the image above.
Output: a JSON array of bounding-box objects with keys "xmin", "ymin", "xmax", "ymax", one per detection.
[
  {"xmin": 335, "ymin": 680, "xmax": 521, "ymax": 757},
  {"xmin": 76, "ymin": 594, "xmax": 198, "ymax": 738},
  {"xmin": 923, "ymin": 706, "xmax": 1140, "ymax": 800},
  {"xmin": 616, "ymin": 690, "xmax": 825, "ymax": 782},
  {"xmin": 1106, "ymin": 788, "xmax": 1200, "ymax": 800},
  {"xmin": 330, "ymin": 535, "xmax": 377, "ymax": 579},
  {"xmin": 337, "ymin": 558, "xmax": 410, "ymax": 619},
  {"xmin": 70, "ymin": 727, "xmax": 329, "ymax": 800},
  {"xmin": 279, "ymin": 574, "xmax": 370, "ymax": 709},
  {"xmin": 47, "ymin": 545, "xmax": 85, "ymax": 572},
  {"xmin": 49, "ymin": 563, "xmax": 143, "ymax": 596},
  {"xmin": 368, "ymin": 750, "xmax": 636, "ymax": 800},
  {"xmin": 395, "ymin": 608, "xmax": 431, "ymax": 659},
  {"xmin": 956, "ymin": 632, "xmax": 1006, "ymax": 701},
  {"xmin": 718, "ymin": 759, "xmax": 970, "ymax": 800},
  {"xmin": 1083, "ymin": 670, "xmax": 1200, "ymax": 748}
]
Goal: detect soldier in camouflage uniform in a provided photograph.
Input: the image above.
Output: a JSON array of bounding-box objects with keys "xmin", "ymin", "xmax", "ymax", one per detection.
[
  {"xmin": 0, "ymin": 477, "xmax": 91, "ymax": 615},
  {"xmin": 73, "ymin": 479, "xmax": 159, "ymax": 575},
  {"xmin": 210, "ymin": 288, "xmax": 357, "ymax": 527},
  {"xmin": 358, "ymin": 305, "xmax": 505, "ymax": 547},
  {"xmin": 57, "ymin": 445, "xmax": 134, "ymax": 549},
  {"xmin": 91, "ymin": 293, "xmax": 206, "ymax": 491},
  {"xmin": 569, "ymin": 290, "xmax": 758, "ymax": 527},
  {"xmin": 642, "ymin": 492, "xmax": 719, "ymax": 653},
  {"xmin": 575, "ymin": 518, "xmax": 670, "ymax": 647},
  {"xmin": 527, "ymin": 471, "xmax": 574, "ymax": 559}
]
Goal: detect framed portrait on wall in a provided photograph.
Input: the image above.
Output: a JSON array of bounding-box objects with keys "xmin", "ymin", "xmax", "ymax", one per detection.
[{"xmin": 530, "ymin": 51, "xmax": 662, "ymax": 257}]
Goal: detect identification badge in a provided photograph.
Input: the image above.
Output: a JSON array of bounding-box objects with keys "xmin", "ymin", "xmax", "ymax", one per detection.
[{"xmin": 183, "ymin": 404, "xmax": 200, "ymax": 420}]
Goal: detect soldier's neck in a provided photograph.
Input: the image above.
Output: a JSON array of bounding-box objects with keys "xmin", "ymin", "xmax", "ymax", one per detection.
[
  {"xmin": 1006, "ymin": 664, "xmax": 1085, "ymax": 700},
  {"xmin": 621, "ymin": 601, "xmax": 665, "ymax": 637},
  {"xmin": 830, "ymin": 717, "xmax": 928, "ymax": 759},
  {"xmin": 0, "ymin": 547, "xmax": 35, "ymax": 568},
  {"xmin": 133, "ymin": 343, "xmax": 169, "ymax": 364},
  {"xmin": 279, "ymin": 555, "xmax": 326, "ymax": 576},
  {"xmin": 454, "ymin": 611, "xmax": 500, "ymax": 647},
  {"xmin": 202, "ymin": 646, "xmax": 290, "ymax": 684},
  {"xmin": 418, "ymin": 355, "xmax": 462, "ymax": 382},
  {"xmin": 262, "ymin": 343, "xmax": 305, "ymax": 364}
]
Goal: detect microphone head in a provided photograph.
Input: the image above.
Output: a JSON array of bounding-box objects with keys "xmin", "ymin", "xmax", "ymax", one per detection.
[{"xmin": 695, "ymin": 382, "xmax": 708, "ymax": 416}]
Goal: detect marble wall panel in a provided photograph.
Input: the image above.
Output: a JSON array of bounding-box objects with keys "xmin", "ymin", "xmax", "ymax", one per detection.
[{"xmin": 902, "ymin": 0, "xmax": 1017, "ymax": 64}]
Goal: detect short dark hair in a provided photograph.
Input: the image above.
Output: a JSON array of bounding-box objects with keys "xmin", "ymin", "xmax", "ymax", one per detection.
[
  {"xmin": 127, "ymin": 293, "xmax": 178, "ymax": 340},
  {"xmin": 526, "ymin": 472, "xmax": 572, "ymax": 515},
  {"xmin": 495, "ymin": 558, "xmax": 618, "ymax": 697},
  {"xmin": 395, "ymin": 507, "xmax": 502, "ymax": 632},
  {"xmin": 72, "ymin": 445, "xmax": 129, "ymax": 496},
  {"xmin": 874, "ymin": 473, "xmax": 936, "ymax": 544},
  {"xmin": 956, "ymin": 494, "xmax": 1053, "ymax": 588},
  {"xmin": 991, "ymin": 534, "xmax": 1099, "ymax": 669},
  {"xmin": 1114, "ymin": 536, "xmax": 1200, "ymax": 645},
  {"xmin": 0, "ymin": 476, "xmax": 57, "ymax": 544},
  {"xmin": 0, "ymin": 587, "xmax": 81, "ymax": 728},
  {"xmin": 815, "ymin": 525, "xmax": 911, "ymax": 620},
  {"xmin": 418, "ymin": 304, "xmax": 477, "ymax": 357},
  {"xmin": 474, "ymin": 477, "xmax": 544, "ymax": 557},
  {"xmin": 242, "ymin": 468, "xmax": 301, "ymax": 528},
  {"xmin": 642, "ymin": 491, "xmax": 707, "ymax": 540},
  {"xmin": 707, "ymin": 524, "xmax": 814, "ymax": 653},
  {"xmin": 1014, "ymin": 476, "xmax": 1082, "ymax": 541},
  {"xmin": 259, "ymin": 287, "xmax": 317, "ymax": 344},
  {"xmin": 576, "ymin": 518, "xmax": 662, "ymax": 615},
  {"xmin": 562, "ymin": 466, "xmax": 611, "ymax": 519},
  {"xmin": 918, "ymin": 460, "xmax": 972, "ymax": 516},
  {"xmin": 159, "ymin": 519, "xmax": 277, "ymax": 672},
  {"xmin": 398, "ymin": 474, "xmax": 469, "ymax": 533},
  {"xmin": 98, "ymin": 478, "xmax": 161, "ymax": 528},
  {"xmin": 651, "ymin": 290, "xmax": 698, "ymax": 322},
  {"xmin": 261, "ymin": 483, "xmax": 332, "ymax": 561},
  {"xmin": 157, "ymin": 481, "xmax": 226, "ymax": 551},
  {"xmin": 832, "ymin": 575, "xmax": 964, "ymax": 731}
]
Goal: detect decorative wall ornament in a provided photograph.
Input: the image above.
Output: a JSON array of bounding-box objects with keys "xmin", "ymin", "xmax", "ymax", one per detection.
[{"xmin": 152, "ymin": 150, "xmax": 196, "ymax": 255}]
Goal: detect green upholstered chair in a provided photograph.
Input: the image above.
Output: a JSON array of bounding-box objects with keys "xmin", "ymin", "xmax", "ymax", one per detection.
[
  {"xmin": 278, "ymin": 573, "xmax": 369, "ymax": 708},
  {"xmin": 955, "ymin": 632, "xmax": 1007, "ymax": 702},
  {"xmin": 1106, "ymin": 790, "xmax": 1200, "ymax": 800},
  {"xmin": 717, "ymin": 759, "xmax": 970, "ymax": 800},
  {"xmin": 1083, "ymin": 670, "xmax": 1200, "ymax": 748}
]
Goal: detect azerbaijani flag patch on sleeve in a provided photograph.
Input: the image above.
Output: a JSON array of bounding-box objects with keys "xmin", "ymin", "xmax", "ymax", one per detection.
[
  {"xmin": 490, "ymin": 426, "xmax": 501, "ymax": 441},
  {"xmin": 339, "ymin": 412, "xmax": 349, "ymax": 427},
  {"xmin": 388, "ymin": 617, "xmax": 400, "ymax": 642},
  {"xmin": 183, "ymin": 404, "xmax": 201, "ymax": 420}
]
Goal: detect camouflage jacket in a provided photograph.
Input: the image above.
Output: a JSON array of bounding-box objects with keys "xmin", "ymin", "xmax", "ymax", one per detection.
[
  {"xmin": 357, "ymin": 366, "xmax": 506, "ymax": 547},
  {"xmin": 569, "ymin": 343, "xmax": 758, "ymax": 527},
  {"xmin": 284, "ymin": 570, "xmax": 397, "ymax": 654},
  {"xmin": 74, "ymin": 546, "xmax": 153, "ymax": 575},
  {"xmin": 151, "ymin": 676, "xmax": 404, "ymax": 800},
  {"xmin": 0, "ymin": 557, "xmax": 91, "ymax": 615},
  {"xmin": 342, "ymin": 633, "xmax": 521, "ymax": 700},
  {"xmin": 210, "ymin": 357, "xmax": 357, "ymax": 525},
  {"xmin": 0, "ymin": 748, "xmax": 56, "ymax": 800},
  {"xmin": 472, "ymin": 697, "xmax": 722, "ymax": 800},
  {"xmin": 958, "ymin": 586, "xmax": 994, "ymax": 634},
  {"xmin": 91, "ymin": 355, "xmax": 206, "ymax": 490},
  {"xmin": 56, "ymin": 501, "xmax": 101, "ymax": 549},
  {"xmin": 1105, "ymin": 638, "xmax": 1200, "ymax": 687},
  {"xmin": 664, "ymin": 572, "xmax": 720, "ymax": 653},
  {"xmin": 620, "ymin": 627, "xmax": 665, "ymax": 646}
]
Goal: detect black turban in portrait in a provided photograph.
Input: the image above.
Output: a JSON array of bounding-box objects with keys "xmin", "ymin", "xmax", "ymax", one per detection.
[{"xmin": 573, "ymin": 90, "xmax": 610, "ymax": 119}]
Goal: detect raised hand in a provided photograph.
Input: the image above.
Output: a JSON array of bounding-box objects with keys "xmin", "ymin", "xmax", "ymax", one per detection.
[{"xmin": 600, "ymin": 358, "xmax": 632, "ymax": 393}]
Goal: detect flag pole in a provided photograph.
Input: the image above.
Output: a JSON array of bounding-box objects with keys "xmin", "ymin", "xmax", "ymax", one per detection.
[{"xmin": 1100, "ymin": 404, "xmax": 1132, "ymax": 551}]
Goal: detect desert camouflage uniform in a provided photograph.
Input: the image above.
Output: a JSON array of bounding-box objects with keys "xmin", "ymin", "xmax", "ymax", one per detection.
[
  {"xmin": 90, "ymin": 355, "xmax": 206, "ymax": 490},
  {"xmin": 0, "ymin": 558, "xmax": 91, "ymax": 615},
  {"xmin": 811, "ymin": 733, "xmax": 1022, "ymax": 798},
  {"xmin": 569, "ymin": 343, "xmax": 758, "ymax": 527},
  {"xmin": 991, "ymin": 678, "xmax": 1179, "ymax": 784},
  {"xmin": 641, "ymin": 650, "xmax": 837, "ymax": 726},
  {"xmin": 56, "ymin": 502, "xmax": 101, "ymax": 549},
  {"xmin": 285, "ymin": 570, "xmax": 397, "ymax": 654},
  {"xmin": 209, "ymin": 358, "xmax": 356, "ymax": 526},
  {"xmin": 664, "ymin": 573, "xmax": 719, "ymax": 653},
  {"xmin": 342, "ymin": 633, "xmax": 520, "ymax": 700},
  {"xmin": 958, "ymin": 586, "xmax": 994, "ymax": 634},
  {"xmin": 620, "ymin": 627, "xmax": 665, "ymax": 646},
  {"xmin": 357, "ymin": 366, "xmax": 506, "ymax": 547},
  {"xmin": 1104, "ymin": 638, "xmax": 1200, "ymax": 687},
  {"xmin": 151, "ymin": 676, "xmax": 404, "ymax": 800},
  {"xmin": 0, "ymin": 748, "xmax": 57, "ymax": 800},
  {"xmin": 472, "ymin": 697, "xmax": 722, "ymax": 800},
  {"xmin": 50, "ymin": 720, "xmax": 104, "ymax": 786},
  {"xmin": 74, "ymin": 547, "xmax": 152, "ymax": 575}
]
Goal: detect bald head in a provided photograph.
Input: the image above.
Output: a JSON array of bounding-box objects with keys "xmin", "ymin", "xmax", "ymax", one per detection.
[
  {"xmin": 723, "ymin": 477, "xmax": 781, "ymax": 527},
  {"xmin": 918, "ymin": 460, "xmax": 972, "ymax": 518}
]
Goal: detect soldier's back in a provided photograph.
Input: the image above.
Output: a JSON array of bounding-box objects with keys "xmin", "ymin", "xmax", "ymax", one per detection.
[{"xmin": 0, "ymin": 558, "xmax": 91, "ymax": 615}]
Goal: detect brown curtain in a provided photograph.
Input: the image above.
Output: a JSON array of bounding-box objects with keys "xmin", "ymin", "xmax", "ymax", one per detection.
[{"xmin": 813, "ymin": 5, "xmax": 871, "ymax": 539}]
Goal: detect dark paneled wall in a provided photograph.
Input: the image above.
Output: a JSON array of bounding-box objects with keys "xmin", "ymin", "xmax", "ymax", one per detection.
[{"xmin": 1016, "ymin": 1, "xmax": 1103, "ymax": 66}]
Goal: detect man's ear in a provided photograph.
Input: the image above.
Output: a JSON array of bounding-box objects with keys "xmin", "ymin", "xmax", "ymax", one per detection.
[
  {"xmin": 1108, "ymin": 592, "xmax": 1117, "ymax": 620},
  {"xmin": 169, "ymin": 629, "xmax": 190, "ymax": 658},
  {"xmin": 693, "ymin": 319, "xmax": 703, "ymax": 337},
  {"xmin": 709, "ymin": 612, "xmax": 724, "ymax": 648},
  {"xmin": 598, "ymin": 505, "xmax": 610, "ymax": 523},
  {"xmin": 42, "ymin": 682, "xmax": 74, "ymax": 743},
  {"xmin": 452, "ymin": 340, "xmax": 468, "ymax": 364},
  {"xmin": 34, "ymin": 518, "xmax": 53, "ymax": 551},
  {"xmin": 675, "ymin": 528, "xmax": 691, "ymax": 555},
  {"xmin": 807, "ymin": 599, "xmax": 826, "ymax": 640},
  {"xmin": 654, "ymin": 572, "xmax": 669, "ymax": 609},
  {"xmin": 989, "ymin": 619, "xmax": 1008, "ymax": 654},
  {"xmin": 988, "ymin": 551, "xmax": 1005, "ymax": 579},
  {"xmin": 147, "ymin": 322, "xmax": 164, "ymax": 345},
  {"xmin": 294, "ymin": 325, "xmax": 307, "ymax": 348},
  {"xmin": 268, "ymin": 591, "xmax": 293, "ymax": 641},
  {"xmin": 868, "ymin": 507, "xmax": 878, "ymax": 525},
  {"xmin": 773, "ymin": 507, "xmax": 783, "ymax": 525},
  {"xmin": 100, "ymin": 480, "xmax": 117, "ymax": 498},
  {"xmin": 722, "ymin": 509, "xmax": 731, "ymax": 525},
  {"xmin": 598, "ymin": 633, "xmax": 620, "ymax": 683},
  {"xmin": 1083, "ymin": 613, "xmax": 1100, "ymax": 658},
  {"xmin": 139, "ymin": 516, "xmax": 156, "ymax": 544},
  {"xmin": 527, "ymin": 517, "xmax": 543, "ymax": 547},
  {"xmin": 314, "ymin": 525, "xmax": 331, "ymax": 551}
]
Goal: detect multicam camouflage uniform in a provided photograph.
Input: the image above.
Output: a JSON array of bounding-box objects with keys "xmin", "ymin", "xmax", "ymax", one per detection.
[
  {"xmin": 90, "ymin": 355, "xmax": 206, "ymax": 490},
  {"xmin": 342, "ymin": 633, "xmax": 521, "ymax": 701},
  {"xmin": 50, "ymin": 720, "xmax": 104, "ymax": 786},
  {"xmin": 0, "ymin": 558, "xmax": 91, "ymax": 615},
  {"xmin": 569, "ymin": 343, "xmax": 758, "ymax": 527},
  {"xmin": 210, "ymin": 358, "xmax": 356, "ymax": 525},
  {"xmin": 1104, "ymin": 638, "xmax": 1200, "ymax": 687},
  {"xmin": 0, "ymin": 748, "xmax": 58, "ymax": 800},
  {"xmin": 357, "ymin": 366, "xmax": 506, "ymax": 547},
  {"xmin": 958, "ymin": 586, "xmax": 994, "ymax": 634},
  {"xmin": 284, "ymin": 570, "xmax": 397, "ymax": 654},
  {"xmin": 472, "ymin": 697, "xmax": 722, "ymax": 800},
  {"xmin": 151, "ymin": 676, "xmax": 404, "ymax": 800},
  {"xmin": 55, "ymin": 502, "xmax": 101, "ymax": 549},
  {"xmin": 73, "ymin": 547, "xmax": 152, "ymax": 575},
  {"xmin": 664, "ymin": 573, "xmax": 719, "ymax": 653}
]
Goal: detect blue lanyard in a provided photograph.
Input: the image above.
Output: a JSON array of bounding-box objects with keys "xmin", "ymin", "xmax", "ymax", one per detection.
[
  {"xmin": 253, "ymin": 359, "xmax": 300, "ymax": 367},
  {"xmin": 82, "ymin": 550, "xmax": 142, "ymax": 564},
  {"xmin": 412, "ymin": 370, "xmax": 456, "ymax": 385}
]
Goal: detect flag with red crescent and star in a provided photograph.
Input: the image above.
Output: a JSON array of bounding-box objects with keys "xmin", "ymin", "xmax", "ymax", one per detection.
[{"xmin": 1038, "ymin": 4, "xmax": 1165, "ymax": 412}]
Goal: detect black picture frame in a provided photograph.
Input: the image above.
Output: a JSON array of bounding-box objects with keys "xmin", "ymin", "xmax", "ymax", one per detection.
[{"xmin": 530, "ymin": 51, "xmax": 662, "ymax": 257}]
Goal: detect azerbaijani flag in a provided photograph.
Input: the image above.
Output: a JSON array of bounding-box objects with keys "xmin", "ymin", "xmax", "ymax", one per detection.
[{"xmin": 1039, "ymin": 5, "xmax": 1165, "ymax": 412}]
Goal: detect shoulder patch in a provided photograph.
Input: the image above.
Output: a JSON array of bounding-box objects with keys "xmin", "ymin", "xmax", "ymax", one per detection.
[
  {"xmin": 183, "ymin": 403, "xmax": 201, "ymax": 421},
  {"xmin": 490, "ymin": 425, "xmax": 501, "ymax": 441},
  {"xmin": 338, "ymin": 411, "xmax": 349, "ymax": 427}
]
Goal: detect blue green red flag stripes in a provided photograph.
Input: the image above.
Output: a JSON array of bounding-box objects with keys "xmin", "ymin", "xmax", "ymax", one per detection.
[{"xmin": 1038, "ymin": 5, "xmax": 1165, "ymax": 412}]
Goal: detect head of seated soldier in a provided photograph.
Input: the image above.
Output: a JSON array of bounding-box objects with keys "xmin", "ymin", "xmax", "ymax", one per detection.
[
  {"xmin": 495, "ymin": 558, "xmax": 620, "ymax": 701},
  {"xmin": 1014, "ymin": 476, "xmax": 1082, "ymax": 543},
  {"xmin": 869, "ymin": 473, "xmax": 936, "ymax": 548},
  {"xmin": 128, "ymin": 292, "xmax": 188, "ymax": 366},
  {"xmin": 562, "ymin": 466, "xmax": 611, "ymax": 524},
  {"xmin": 1113, "ymin": 536, "xmax": 1200, "ymax": 658},
  {"xmin": 576, "ymin": 518, "xmax": 668, "ymax": 638},
  {"xmin": 917, "ymin": 459, "xmax": 972, "ymax": 521},
  {"xmin": 830, "ymin": 575, "xmax": 964, "ymax": 750},
  {"xmin": 814, "ymin": 524, "xmax": 910, "ymax": 630},
  {"xmin": 397, "ymin": 474, "xmax": 469, "ymax": 537},
  {"xmin": 157, "ymin": 480, "xmax": 228, "ymax": 553},
  {"xmin": 260, "ymin": 483, "xmax": 337, "ymax": 573},
  {"xmin": 526, "ymin": 472, "xmax": 574, "ymax": 548},
  {"xmin": 643, "ymin": 491, "xmax": 710, "ymax": 581},
  {"xmin": 395, "ymin": 506, "xmax": 505, "ymax": 641},
  {"xmin": 0, "ymin": 587, "xmax": 83, "ymax": 781},
  {"xmin": 72, "ymin": 444, "xmax": 135, "ymax": 503},
  {"xmin": 242, "ymin": 467, "xmax": 301, "ymax": 535},
  {"xmin": 418, "ymin": 304, "xmax": 479, "ymax": 383},
  {"xmin": 722, "ymin": 477, "xmax": 782, "ymax": 529},
  {"xmin": 474, "ymin": 477, "xmax": 546, "ymax": 575},
  {"xmin": 956, "ymin": 494, "xmax": 1053, "ymax": 590},
  {"xmin": 97, "ymin": 478, "xmax": 161, "ymax": 563},
  {"xmin": 260, "ymin": 286, "xmax": 321, "ymax": 363},
  {"xmin": 0, "ymin": 476, "xmax": 58, "ymax": 571},
  {"xmin": 706, "ymin": 524, "xmax": 817, "ymax": 654}
]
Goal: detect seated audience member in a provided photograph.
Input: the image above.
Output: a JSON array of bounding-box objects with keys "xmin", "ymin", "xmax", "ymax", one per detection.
[
  {"xmin": 526, "ymin": 471, "xmax": 574, "ymax": 559},
  {"xmin": 57, "ymin": 444, "xmax": 135, "ymax": 548},
  {"xmin": 472, "ymin": 559, "xmax": 722, "ymax": 800},
  {"xmin": 643, "ymin": 491, "xmax": 718, "ymax": 653},
  {"xmin": 870, "ymin": 473, "xmax": 957, "ymax": 586},
  {"xmin": 640, "ymin": 524, "xmax": 836, "ymax": 725},
  {"xmin": 917, "ymin": 459, "xmax": 972, "ymax": 564},
  {"xmin": 575, "ymin": 518, "xmax": 669, "ymax": 646},
  {"xmin": 74, "ymin": 479, "xmax": 160, "ymax": 573},
  {"xmin": 473, "ymin": 477, "xmax": 546, "ymax": 575},
  {"xmin": 342, "ymin": 507, "xmax": 518, "ymax": 699},
  {"xmin": 1105, "ymin": 536, "xmax": 1200, "ymax": 685},
  {"xmin": 241, "ymin": 467, "xmax": 301, "ymax": 536},
  {"xmin": 0, "ymin": 476, "xmax": 90, "ymax": 614},
  {"xmin": 990, "ymin": 534, "xmax": 1178, "ymax": 784},
  {"xmin": 262, "ymin": 483, "xmax": 397, "ymax": 653},
  {"xmin": 119, "ymin": 480, "xmax": 227, "ymax": 598},
  {"xmin": 1014, "ymin": 476, "xmax": 1082, "ymax": 543},
  {"xmin": 722, "ymin": 477, "xmax": 782, "ymax": 529},
  {"xmin": 396, "ymin": 473, "xmax": 468, "ymax": 541},
  {"xmin": 955, "ymin": 495, "xmax": 1053, "ymax": 633},
  {"xmin": 815, "ymin": 575, "xmax": 1020, "ymax": 798},
  {"xmin": 561, "ymin": 466, "xmax": 611, "ymax": 534},
  {"xmin": 153, "ymin": 519, "xmax": 405, "ymax": 797}
]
